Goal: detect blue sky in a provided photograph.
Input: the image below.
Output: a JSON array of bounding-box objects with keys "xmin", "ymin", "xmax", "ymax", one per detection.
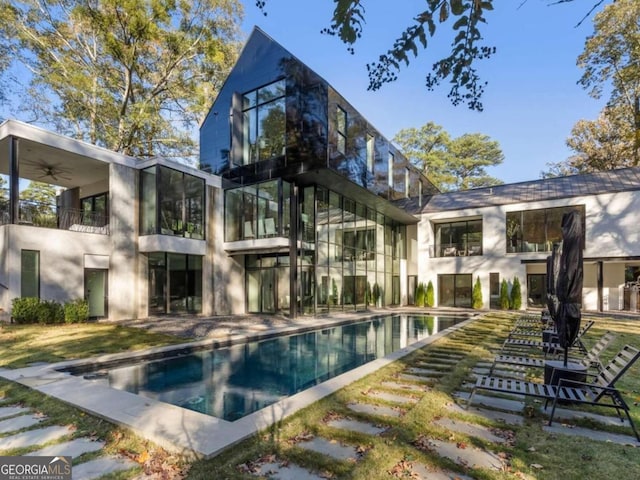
[{"xmin": 242, "ymin": 1, "xmax": 608, "ymax": 184}]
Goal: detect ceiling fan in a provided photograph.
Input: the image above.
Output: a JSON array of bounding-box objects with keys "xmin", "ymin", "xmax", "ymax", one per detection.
[{"xmin": 21, "ymin": 160, "xmax": 74, "ymax": 182}]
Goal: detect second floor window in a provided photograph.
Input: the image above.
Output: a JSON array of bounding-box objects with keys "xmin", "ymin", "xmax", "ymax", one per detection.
[
  {"xmin": 434, "ymin": 219, "xmax": 483, "ymax": 257},
  {"xmin": 243, "ymin": 80, "xmax": 286, "ymax": 164},
  {"xmin": 506, "ymin": 205, "xmax": 585, "ymax": 253}
]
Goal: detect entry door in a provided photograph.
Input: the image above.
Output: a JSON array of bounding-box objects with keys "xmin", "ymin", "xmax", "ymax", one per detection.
[
  {"xmin": 85, "ymin": 269, "xmax": 108, "ymax": 318},
  {"xmin": 527, "ymin": 274, "xmax": 547, "ymax": 307}
]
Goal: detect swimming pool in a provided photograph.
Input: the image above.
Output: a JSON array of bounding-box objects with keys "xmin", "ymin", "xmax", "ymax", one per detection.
[{"xmin": 68, "ymin": 314, "xmax": 466, "ymax": 421}]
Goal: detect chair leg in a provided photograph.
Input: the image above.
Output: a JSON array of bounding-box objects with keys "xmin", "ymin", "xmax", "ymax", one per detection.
[
  {"xmin": 624, "ymin": 409, "xmax": 640, "ymax": 442},
  {"xmin": 547, "ymin": 395, "xmax": 559, "ymax": 426},
  {"xmin": 466, "ymin": 387, "xmax": 478, "ymax": 410}
]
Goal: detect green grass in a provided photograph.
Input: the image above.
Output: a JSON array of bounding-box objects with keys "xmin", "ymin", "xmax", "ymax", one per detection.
[{"xmin": 0, "ymin": 323, "xmax": 189, "ymax": 368}]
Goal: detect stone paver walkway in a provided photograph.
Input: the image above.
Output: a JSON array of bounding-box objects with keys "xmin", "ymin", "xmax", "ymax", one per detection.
[{"xmin": 0, "ymin": 400, "xmax": 138, "ymax": 479}]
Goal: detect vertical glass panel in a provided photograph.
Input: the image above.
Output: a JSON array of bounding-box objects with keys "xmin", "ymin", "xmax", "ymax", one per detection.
[
  {"xmin": 282, "ymin": 181, "xmax": 291, "ymax": 237},
  {"xmin": 148, "ymin": 252, "xmax": 166, "ymax": 315},
  {"xmin": 21, "ymin": 250, "xmax": 39, "ymax": 298},
  {"xmin": 522, "ymin": 209, "xmax": 545, "ymax": 252},
  {"xmin": 277, "ymin": 265, "xmax": 290, "ymax": 311},
  {"xmin": 168, "ymin": 253, "xmax": 187, "ymax": 313},
  {"xmin": 185, "ymin": 174, "xmax": 204, "ymax": 239},
  {"xmin": 258, "ymin": 180, "xmax": 279, "ymax": 238},
  {"xmin": 224, "ymin": 188, "xmax": 242, "ymax": 242},
  {"xmin": 159, "ymin": 167, "xmax": 184, "ymax": 236},
  {"xmin": 387, "ymin": 152, "xmax": 394, "ymax": 188},
  {"xmin": 243, "ymin": 188, "xmax": 257, "ymax": 239},
  {"xmin": 261, "ymin": 268, "xmax": 276, "ymax": 313},
  {"xmin": 336, "ymin": 106, "xmax": 347, "ymax": 155},
  {"xmin": 301, "ymin": 186, "xmax": 315, "ymax": 243},
  {"xmin": 258, "ymin": 97, "xmax": 286, "ymax": 160},
  {"xmin": 439, "ymin": 274, "xmax": 455, "ymax": 307},
  {"xmin": 506, "ymin": 211, "xmax": 521, "ymax": 253},
  {"xmin": 366, "ymin": 134, "xmax": 374, "ymax": 173},
  {"xmin": 247, "ymin": 270, "xmax": 260, "ymax": 313},
  {"xmin": 455, "ymin": 274, "xmax": 472, "ymax": 308},
  {"xmin": 140, "ymin": 167, "xmax": 157, "ymax": 235},
  {"xmin": 187, "ymin": 255, "xmax": 202, "ymax": 313}
]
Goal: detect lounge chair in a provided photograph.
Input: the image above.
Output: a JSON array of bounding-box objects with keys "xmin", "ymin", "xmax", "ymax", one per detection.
[
  {"xmin": 490, "ymin": 331, "xmax": 616, "ymax": 375},
  {"xmin": 468, "ymin": 344, "xmax": 640, "ymax": 441},
  {"xmin": 501, "ymin": 320, "xmax": 594, "ymax": 355}
]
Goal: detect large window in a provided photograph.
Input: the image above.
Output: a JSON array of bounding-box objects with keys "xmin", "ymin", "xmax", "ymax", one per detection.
[
  {"xmin": 434, "ymin": 219, "xmax": 483, "ymax": 257},
  {"xmin": 140, "ymin": 166, "xmax": 205, "ymax": 239},
  {"xmin": 224, "ymin": 179, "xmax": 290, "ymax": 242},
  {"xmin": 243, "ymin": 80, "xmax": 286, "ymax": 164},
  {"xmin": 21, "ymin": 250, "xmax": 39, "ymax": 298},
  {"xmin": 148, "ymin": 253, "xmax": 202, "ymax": 314},
  {"xmin": 438, "ymin": 274, "xmax": 472, "ymax": 307},
  {"xmin": 506, "ymin": 205, "xmax": 585, "ymax": 253}
]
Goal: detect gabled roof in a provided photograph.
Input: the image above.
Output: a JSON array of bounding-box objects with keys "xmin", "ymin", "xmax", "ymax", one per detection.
[{"xmin": 395, "ymin": 166, "xmax": 640, "ymax": 214}]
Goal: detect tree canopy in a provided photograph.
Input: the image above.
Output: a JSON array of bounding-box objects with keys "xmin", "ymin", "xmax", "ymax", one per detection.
[
  {"xmin": 393, "ymin": 121, "xmax": 503, "ymax": 191},
  {"xmin": 542, "ymin": 0, "xmax": 640, "ymax": 177},
  {"xmin": 0, "ymin": 0, "xmax": 244, "ymax": 160}
]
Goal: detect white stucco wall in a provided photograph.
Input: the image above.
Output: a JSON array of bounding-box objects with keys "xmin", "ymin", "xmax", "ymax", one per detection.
[
  {"xmin": 417, "ymin": 189, "xmax": 640, "ymax": 311},
  {"xmin": 2, "ymin": 225, "xmax": 111, "ymax": 313}
]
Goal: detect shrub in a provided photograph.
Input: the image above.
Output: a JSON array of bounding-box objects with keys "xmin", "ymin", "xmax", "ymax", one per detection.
[
  {"xmin": 510, "ymin": 276, "xmax": 522, "ymax": 310},
  {"xmin": 64, "ymin": 299, "xmax": 90, "ymax": 323},
  {"xmin": 500, "ymin": 279, "xmax": 510, "ymax": 310},
  {"xmin": 425, "ymin": 281, "xmax": 435, "ymax": 307},
  {"xmin": 372, "ymin": 283, "xmax": 381, "ymax": 306},
  {"xmin": 472, "ymin": 277, "xmax": 483, "ymax": 309},
  {"xmin": 11, "ymin": 297, "xmax": 41, "ymax": 324},
  {"xmin": 415, "ymin": 282, "xmax": 425, "ymax": 307},
  {"xmin": 38, "ymin": 300, "xmax": 65, "ymax": 324}
]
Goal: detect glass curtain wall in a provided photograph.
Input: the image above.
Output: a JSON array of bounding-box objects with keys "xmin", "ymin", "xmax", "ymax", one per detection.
[
  {"xmin": 140, "ymin": 166, "xmax": 205, "ymax": 238},
  {"xmin": 314, "ymin": 185, "xmax": 404, "ymax": 314}
]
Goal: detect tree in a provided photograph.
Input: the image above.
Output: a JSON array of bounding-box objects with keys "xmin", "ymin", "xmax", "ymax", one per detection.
[
  {"xmin": 20, "ymin": 181, "xmax": 57, "ymax": 226},
  {"xmin": 499, "ymin": 279, "xmax": 510, "ymax": 310},
  {"xmin": 0, "ymin": 0, "xmax": 243, "ymax": 160},
  {"xmin": 415, "ymin": 282, "xmax": 425, "ymax": 307},
  {"xmin": 425, "ymin": 280, "xmax": 435, "ymax": 307},
  {"xmin": 541, "ymin": 0, "xmax": 640, "ymax": 177},
  {"xmin": 393, "ymin": 122, "xmax": 503, "ymax": 191},
  {"xmin": 510, "ymin": 276, "xmax": 522, "ymax": 310},
  {"xmin": 257, "ymin": 1, "xmax": 611, "ymax": 111},
  {"xmin": 577, "ymin": 0, "xmax": 640, "ymax": 166},
  {"xmin": 472, "ymin": 276, "xmax": 482, "ymax": 309}
]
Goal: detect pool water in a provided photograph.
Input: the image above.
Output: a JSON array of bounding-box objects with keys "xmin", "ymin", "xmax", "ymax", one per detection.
[{"xmin": 79, "ymin": 314, "xmax": 465, "ymax": 421}]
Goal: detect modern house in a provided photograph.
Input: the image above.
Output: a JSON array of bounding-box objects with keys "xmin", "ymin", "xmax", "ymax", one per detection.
[{"xmin": 1, "ymin": 27, "xmax": 639, "ymax": 321}]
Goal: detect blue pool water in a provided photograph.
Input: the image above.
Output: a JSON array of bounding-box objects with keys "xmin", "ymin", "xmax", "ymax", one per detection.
[{"xmin": 75, "ymin": 314, "xmax": 466, "ymax": 421}]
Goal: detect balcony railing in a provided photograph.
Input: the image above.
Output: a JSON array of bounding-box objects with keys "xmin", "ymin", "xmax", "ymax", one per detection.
[
  {"xmin": 0, "ymin": 201, "xmax": 109, "ymax": 235},
  {"xmin": 432, "ymin": 242, "xmax": 483, "ymax": 257}
]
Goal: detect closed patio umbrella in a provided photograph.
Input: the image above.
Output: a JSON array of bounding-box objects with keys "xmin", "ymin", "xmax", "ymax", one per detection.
[{"xmin": 555, "ymin": 210, "xmax": 583, "ymax": 367}]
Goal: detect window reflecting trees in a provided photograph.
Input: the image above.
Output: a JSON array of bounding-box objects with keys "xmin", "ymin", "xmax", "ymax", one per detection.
[
  {"xmin": 506, "ymin": 205, "xmax": 585, "ymax": 253},
  {"xmin": 140, "ymin": 166, "xmax": 205, "ymax": 238}
]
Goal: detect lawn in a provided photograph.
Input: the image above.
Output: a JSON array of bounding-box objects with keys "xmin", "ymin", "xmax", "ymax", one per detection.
[
  {"xmin": 1, "ymin": 313, "xmax": 639, "ymax": 480},
  {"xmin": 0, "ymin": 322, "xmax": 189, "ymax": 368}
]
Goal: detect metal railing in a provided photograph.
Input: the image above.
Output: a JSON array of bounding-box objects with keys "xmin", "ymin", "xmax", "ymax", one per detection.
[{"xmin": 0, "ymin": 201, "xmax": 109, "ymax": 235}]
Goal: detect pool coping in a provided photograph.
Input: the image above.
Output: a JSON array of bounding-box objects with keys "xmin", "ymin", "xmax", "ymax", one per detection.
[{"xmin": 0, "ymin": 313, "xmax": 478, "ymax": 459}]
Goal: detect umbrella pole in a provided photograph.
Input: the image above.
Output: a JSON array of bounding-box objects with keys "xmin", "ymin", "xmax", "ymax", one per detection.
[{"xmin": 563, "ymin": 346, "xmax": 568, "ymax": 368}]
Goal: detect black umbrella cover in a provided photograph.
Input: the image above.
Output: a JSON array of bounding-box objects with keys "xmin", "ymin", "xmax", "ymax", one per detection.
[{"xmin": 556, "ymin": 210, "xmax": 583, "ymax": 351}]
